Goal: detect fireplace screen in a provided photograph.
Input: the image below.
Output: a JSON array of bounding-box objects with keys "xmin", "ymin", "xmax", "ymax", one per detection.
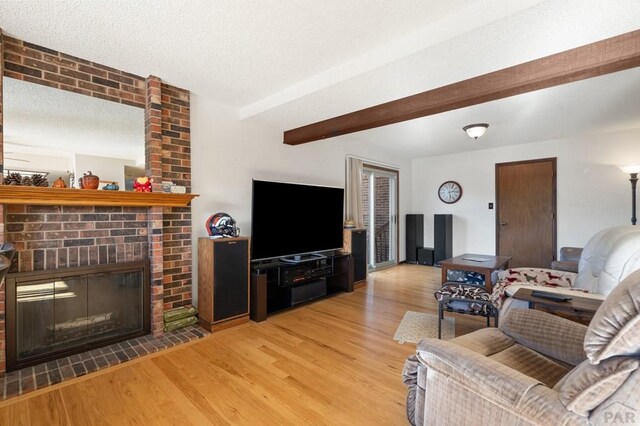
[{"xmin": 7, "ymin": 261, "xmax": 149, "ymax": 371}]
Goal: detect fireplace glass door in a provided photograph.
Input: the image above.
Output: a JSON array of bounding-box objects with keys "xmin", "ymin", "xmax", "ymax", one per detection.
[{"xmin": 8, "ymin": 261, "xmax": 149, "ymax": 371}]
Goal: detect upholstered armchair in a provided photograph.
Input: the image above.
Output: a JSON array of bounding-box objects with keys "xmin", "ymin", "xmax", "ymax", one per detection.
[
  {"xmin": 551, "ymin": 247, "xmax": 583, "ymax": 273},
  {"xmin": 403, "ymin": 268, "xmax": 640, "ymax": 425}
]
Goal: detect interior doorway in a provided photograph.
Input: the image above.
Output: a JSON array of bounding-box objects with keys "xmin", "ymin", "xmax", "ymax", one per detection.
[
  {"xmin": 362, "ymin": 166, "xmax": 398, "ymax": 270},
  {"xmin": 495, "ymin": 158, "xmax": 556, "ymax": 268}
]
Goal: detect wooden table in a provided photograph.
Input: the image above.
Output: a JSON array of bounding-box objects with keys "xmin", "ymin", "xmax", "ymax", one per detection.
[
  {"xmin": 511, "ymin": 288, "xmax": 603, "ymax": 324},
  {"xmin": 439, "ymin": 253, "xmax": 511, "ymax": 291}
]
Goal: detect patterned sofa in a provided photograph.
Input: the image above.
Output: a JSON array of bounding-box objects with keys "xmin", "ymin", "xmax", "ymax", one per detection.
[
  {"xmin": 491, "ymin": 225, "xmax": 640, "ymax": 315},
  {"xmin": 403, "ymin": 268, "xmax": 640, "ymax": 425}
]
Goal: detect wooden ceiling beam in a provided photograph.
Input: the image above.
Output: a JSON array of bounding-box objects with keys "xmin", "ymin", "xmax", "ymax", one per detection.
[{"xmin": 284, "ymin": 29, "xmax": 640, "ymax": 146}]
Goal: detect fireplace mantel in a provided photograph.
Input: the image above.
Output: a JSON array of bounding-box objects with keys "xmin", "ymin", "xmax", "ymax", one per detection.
[{"xmin": 0, "ymin": 186, "xmax": 198, "ymax": 207}]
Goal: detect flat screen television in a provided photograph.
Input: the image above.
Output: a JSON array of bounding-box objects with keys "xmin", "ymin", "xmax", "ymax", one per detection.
[{"xmin": 251, "ymin": 180, "xmax": 344, "ymax": 262}]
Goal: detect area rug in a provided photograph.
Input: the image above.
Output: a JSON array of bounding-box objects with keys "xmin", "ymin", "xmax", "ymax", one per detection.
[{"xmin": 393, "ymin": 311, "xmax": 455, "ymax": 344}]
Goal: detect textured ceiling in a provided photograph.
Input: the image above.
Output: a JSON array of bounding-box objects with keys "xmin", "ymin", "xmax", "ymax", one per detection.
[
  {"xmin": 1, "ymin": 0, "xmax": 639, "ymax": 160},
  {"xmin": 0, "ymin": 0, "xmax": 543, "ymax": 108}
]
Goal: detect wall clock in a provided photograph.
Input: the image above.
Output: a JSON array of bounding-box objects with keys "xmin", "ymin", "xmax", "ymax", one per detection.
[{"xmin": 438, "ymin": 181, "xmax": 462, "ymax": 204}]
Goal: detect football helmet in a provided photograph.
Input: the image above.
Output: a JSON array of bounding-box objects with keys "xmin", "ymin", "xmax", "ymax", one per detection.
[{"xmin": 206, "ymin": 213, "xmax": 239, "ymax": 238}]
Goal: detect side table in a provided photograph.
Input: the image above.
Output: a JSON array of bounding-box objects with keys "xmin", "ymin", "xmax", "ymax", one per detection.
[
  {"xmin": 511, "ymin": 288, "xmax": 603, "ymax": 325},
  {"xmin": 439, "ymin": 253, "xmax": 511, "ymax": 292}
]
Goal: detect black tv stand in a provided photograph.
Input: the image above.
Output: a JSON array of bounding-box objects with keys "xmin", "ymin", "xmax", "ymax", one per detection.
[
  {"xmin": 250, "ymin": 251, "xmax": 354, "ymax": 322},
  {"xmin": 279, "ymin": 252, "xmax": 327, "ymax": 264}
]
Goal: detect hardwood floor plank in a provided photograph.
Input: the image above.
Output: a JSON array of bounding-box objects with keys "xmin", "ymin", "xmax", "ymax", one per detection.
[
  {"xmin": 119, "ymin": 360, "xmax": 216, "ymax": 426},
  {"xmin": 0, "ymin": 264, "xmax": 484, "ymax": 425},
  {"xmin": 154, "ymin": 346, "xmax": 305, "ymax": 425},
  {"xmin": 0, "ymin": 398, "xmax": 31, "ymax": 425},
  {"xmin": 29, "ymin": 391, "xmax": 69, "ymax": 426},
  {"xmin": 189, "ymin": 338, "xmax": 332, "ymax": 424}
]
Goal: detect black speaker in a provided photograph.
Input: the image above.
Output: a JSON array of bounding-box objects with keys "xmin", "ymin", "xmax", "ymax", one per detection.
[
  {"xmin": 417, "ymin": 247, "xmax": 434, "ymax": 266},
  {"xmin": 213, "ymin": 239, "xmax": 249, "ymax": 321},
  {"xmin": 350, "ymin": 229, "xmax": 367, "ymax": 282},
  {"xmin": 406, "ymin": 214, "xmax": 424, "ymax": 263},
  {"xmin": 434, "ymin": 214, "xmax": 452, "ymax": 265}
]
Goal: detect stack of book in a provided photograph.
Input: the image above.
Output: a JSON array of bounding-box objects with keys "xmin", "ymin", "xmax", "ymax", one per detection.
[{"xmin": 163, "ymin": 306, "xmax": 198, "ymax": 332}]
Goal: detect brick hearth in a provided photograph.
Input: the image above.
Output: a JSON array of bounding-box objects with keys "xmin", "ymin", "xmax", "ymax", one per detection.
[
  {"xmin": 0, "ymin": 32, "xmax": 194, "ymax": 375},
  {"xmin": 1, "ymin": 325, "xmax": 208, "ymax": 400}
]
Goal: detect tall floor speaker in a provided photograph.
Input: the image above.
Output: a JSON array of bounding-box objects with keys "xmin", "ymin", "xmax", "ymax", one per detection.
[
  {"xmin": 198, "ymin": 237, "xmax": 250, "ymax": 331},
  {"xmin": 406, "ymin": 214, "xmax": 424, "ymax": 263},
  {"xmin": 343, "ymin": 228, "xmax": 367, "ymax": 286},
  {"xmin": 434, "ymin": 214, "xmax": 453, "ymax": 265}
]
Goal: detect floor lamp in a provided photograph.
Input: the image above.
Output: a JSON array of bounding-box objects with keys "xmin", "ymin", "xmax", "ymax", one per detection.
[{"xmin": 620, "ymin": 165, "xmax": 640, "ymax": 225}]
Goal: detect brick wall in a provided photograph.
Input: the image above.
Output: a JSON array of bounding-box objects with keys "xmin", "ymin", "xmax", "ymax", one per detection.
[
  {"xmin": 161, "ymin": 84, "xmax": 191, "ymax": 191},
  {"xmin": 361, "ymin": 173, "xmax": 391, "ymax": 263},
  {"xmin": 160, "ymin": 84, "xmax": 193, "ymax": 310},
  {"xmin": 0, "ymin": 32, "xmax": 193, "ymax": 373},
  {"xmin": 5, "ymin": 206, "xmax": 148, "ymax": 272},
  {"xmin": 162, "ymin": 208, "xmax": 192, "ymax": 310},
  {"xmin": 2, "ymin": 35, "xmax": 145, "ymax": 108}
]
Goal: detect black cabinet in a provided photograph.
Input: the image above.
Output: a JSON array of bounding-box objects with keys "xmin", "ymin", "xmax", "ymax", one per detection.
[
  {"xmin": 250, "ymin": 253, "xmax": 353, "ymax": 322},
  {"xmin": 406, "ymin": 214, "xmax": 424, "ymax": 263},
  {"xmin": 434, "ymin": 214, "xmax": 453, "ymax": 265},
  {"xmin": 198, "ymin": 237, "xmax": 250, "ymax": 331}
]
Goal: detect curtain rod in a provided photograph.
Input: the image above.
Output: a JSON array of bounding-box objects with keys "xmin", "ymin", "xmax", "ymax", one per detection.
[{"xmin": 345, "ymin": 155, "xmax": 400, "ymax": 170}]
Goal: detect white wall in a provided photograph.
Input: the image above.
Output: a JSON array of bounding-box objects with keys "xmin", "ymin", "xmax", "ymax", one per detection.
[
  {"xmin": 190, "ymin": 95, "xmax": 413, "ymax": 304},
  {"xmin": 74, "ymin": 153, "xmax": 134, "ymax": 190},
  {"xmin": 412, "ymin": 129, "xmax": 640, "ymax": 256}
]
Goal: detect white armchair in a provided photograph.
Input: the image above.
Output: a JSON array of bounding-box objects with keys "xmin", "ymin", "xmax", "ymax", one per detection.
[{"xmin": 492, "ymin": 226, "xmax": 640, "ymax": 316}]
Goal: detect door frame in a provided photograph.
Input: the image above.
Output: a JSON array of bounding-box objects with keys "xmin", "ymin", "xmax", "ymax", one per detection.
[
  {"xmin": 362, "ymin": 163, "xmax": 399, "ymax": 270},
  {"xmin": 495, "ymin": 157, "xmax": 557, "ymax": 261}
]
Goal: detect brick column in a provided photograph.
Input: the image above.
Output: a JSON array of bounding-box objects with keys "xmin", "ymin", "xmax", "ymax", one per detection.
[
  {"xmin": 148, "ymin": 207, "xmax": 164, "ymax": 334},
  {"xmin": 160, "ymin": 84, "xmax": 192, "ymax": 310},
  {"xmin": 145, "ymin": 76, "xmax": 164, "ymax": 335}
]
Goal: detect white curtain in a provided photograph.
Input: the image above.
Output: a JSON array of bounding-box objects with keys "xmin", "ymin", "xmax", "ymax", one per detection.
[{"xmin": 345, "ymin": 157, "xmax": 364, "ymax": 228}]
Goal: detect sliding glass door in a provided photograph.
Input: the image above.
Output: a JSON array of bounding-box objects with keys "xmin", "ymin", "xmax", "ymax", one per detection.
[{"xmin": 362, "ymin": 167, "xmax": 398, "ymax": 270}]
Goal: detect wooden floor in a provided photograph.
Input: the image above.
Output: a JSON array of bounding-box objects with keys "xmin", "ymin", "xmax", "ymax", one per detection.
[{"xmin": 0, "ymin": 264, "xmax": 484, "ymax": 425}]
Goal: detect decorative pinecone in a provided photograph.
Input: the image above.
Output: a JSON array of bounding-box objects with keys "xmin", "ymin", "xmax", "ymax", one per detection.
[
  {"xmin": 31, "ymin": 174, "xmax": 49, "ymax": 187},
  {"xmin": 21, "ymin": 176, "xmax": 33, "ymax": 186},
  {"xmin": 3, "ymin": 172, "xmax": 22, "ymax": 185}
]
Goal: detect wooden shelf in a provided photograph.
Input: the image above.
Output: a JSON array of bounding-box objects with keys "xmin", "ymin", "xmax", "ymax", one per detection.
[{"xmin": 0, "ymin": 185, "xmax": 198, "ymax": 207}]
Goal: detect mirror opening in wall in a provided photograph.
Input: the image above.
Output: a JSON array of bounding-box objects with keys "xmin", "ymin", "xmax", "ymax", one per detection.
[{"xmin": 2, "ymin": 77, "xmax": 145, "ymax": 190}]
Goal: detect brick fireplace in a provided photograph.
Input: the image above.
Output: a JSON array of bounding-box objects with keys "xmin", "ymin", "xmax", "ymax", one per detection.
[{"xmin": 0, "ymin": 32, "xmax": 194, "ymax": 375}]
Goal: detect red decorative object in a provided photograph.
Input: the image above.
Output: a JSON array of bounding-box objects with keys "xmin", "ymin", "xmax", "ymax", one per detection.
[{"xmin": 133, "ymin": 176, "xmax": 152, "ymax": 192}]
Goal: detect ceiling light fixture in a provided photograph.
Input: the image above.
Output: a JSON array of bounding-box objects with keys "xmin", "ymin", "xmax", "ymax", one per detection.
[{"xmin": 463, "ymin": 123, "xmax": 489, "ymax": 140}]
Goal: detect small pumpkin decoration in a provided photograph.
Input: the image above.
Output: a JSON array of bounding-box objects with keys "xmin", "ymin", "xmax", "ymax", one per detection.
[
  {"xmin": 80, "ymin": 171, "xmax": 100, "ymax": 190},
  {"xmin": 52, "ymin": 177, "xmax": 67, "ymax": 188}
]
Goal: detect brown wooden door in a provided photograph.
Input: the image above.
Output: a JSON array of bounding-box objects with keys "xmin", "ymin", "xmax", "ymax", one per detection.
[{"xmin": 496, "ymin": 158, "xmax": 556, "ymax": 268}]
